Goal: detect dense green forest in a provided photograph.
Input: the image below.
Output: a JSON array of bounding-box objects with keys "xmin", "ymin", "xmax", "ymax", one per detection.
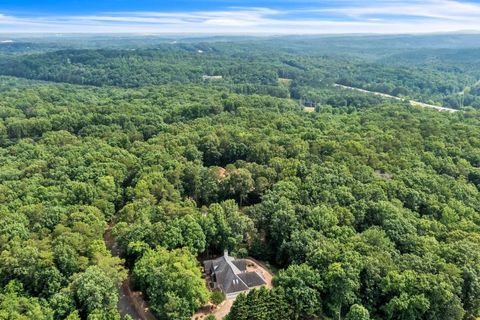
[
  {"xmin": 1, "ymin": 34, "xmax": 480, "ymax": 109},
  {"xmin": 0, "ymin": 34, "xmax": 480, "ymax": 320}
]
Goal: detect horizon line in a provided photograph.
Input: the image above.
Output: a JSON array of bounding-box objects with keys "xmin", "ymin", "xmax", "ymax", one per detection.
[{"xmin": 1, "ymin": 30, "xmax": 480, "ymax": 36}]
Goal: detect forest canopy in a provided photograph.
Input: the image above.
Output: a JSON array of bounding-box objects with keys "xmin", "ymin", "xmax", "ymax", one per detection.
[{"xmin": 0, "ymin": 34, "xmax": 480, "ymax": 320}]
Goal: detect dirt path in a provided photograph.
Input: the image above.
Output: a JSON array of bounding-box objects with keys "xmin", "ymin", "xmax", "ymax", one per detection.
[
  {"xmin": 117, "ymin": 281, "xmax": 143, "ymax": 320},
  {"xmin": 333, "ymin": 83, "xmax": 459, "ymax": 113}
]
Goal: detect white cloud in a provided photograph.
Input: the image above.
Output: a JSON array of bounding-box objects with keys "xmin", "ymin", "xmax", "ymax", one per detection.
[
  {"xmin": 311, "ymin": 0, "xmax": 480, "ymax": 21},
  {"xmin": 0, "ymin": 1, "xmax": 479, "ymax": 34}
]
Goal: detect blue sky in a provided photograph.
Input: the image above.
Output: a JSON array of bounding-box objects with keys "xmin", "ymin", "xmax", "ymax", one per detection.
[{"xmin": 1, "ymin": 0, "xmax": 480, "ymax": 34}]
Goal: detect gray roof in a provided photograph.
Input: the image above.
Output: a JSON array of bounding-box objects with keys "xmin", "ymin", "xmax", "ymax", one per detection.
[
  {"xmin": 238, "ymin": 272, "xmax": 266, "ymax": 288},
  {"xmin": 222, "ymin": 267, "xmax": 249, "ymax": 294},
  {"xmin": 204, "ymin": 252, "xmax": 266, "ymax": 295},
  {"xmin": 232, "ymin": 260, "xmax": 247, "ymax": 271}
]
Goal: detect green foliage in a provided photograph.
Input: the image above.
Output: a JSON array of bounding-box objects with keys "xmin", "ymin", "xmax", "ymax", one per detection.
[
  {"xmin": 1, "ymin": 35, "xmax": 480, "ymax": 320},
  {"xmin": 226, "ymin": 287, "xmax": 293, "ymax": 320},
  {"xmin": 132, "ymin": 247, "xmax": 209, "ymax": 319},
  {"xmin": 201, "ymin": 200, "xmax": 254, "ymax": 253},
  {"xmin": 346, "ymin": 304, "xmax": 370, "ymax": 320},
  {"xmin": 210, "ymin": 291, "xmax": 225, "ymax": 305},
  {"xmin": 0, "ymin": 281, "xmax": 54, "ymax": 320},
  {"xmin": 71, "ymin": 266, "xmax": 120, "ymax": 317},
  {"xmin": 49, "ymin": 289, "xmax": 76, "ymax": 320},
  {"xmin": 273, "ymin": 264, "xmax": 323, "ymax": 319}
]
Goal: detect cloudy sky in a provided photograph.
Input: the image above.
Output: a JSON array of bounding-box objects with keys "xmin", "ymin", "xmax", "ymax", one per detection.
[{"xmin": 0, "ymin": 0, "xmax": 479, "ymax": 34}]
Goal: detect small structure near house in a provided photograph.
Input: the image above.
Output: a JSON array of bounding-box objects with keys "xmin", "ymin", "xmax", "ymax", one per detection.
[{"xmin": 204, "ymin": 251, "xmax": 266, "ymax": 299}]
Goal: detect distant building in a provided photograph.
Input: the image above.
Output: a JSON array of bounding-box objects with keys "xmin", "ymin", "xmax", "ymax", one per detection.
[
  {"xmin": 203, "ymin": 250, "xmax": 266, "ymax": 299},
  {"xmin": 202, "ymin": 75, "xmax": 223, "ymax": 81}
]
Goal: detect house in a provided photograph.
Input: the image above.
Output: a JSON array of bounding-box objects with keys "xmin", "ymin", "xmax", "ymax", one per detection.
[
  {"xmin": 202, "ymin": 75, "xmax": 223, "ymax": 81},
  {"xmin": 203, "ymin": 250, "xmax": 266, "ymax": 299}
]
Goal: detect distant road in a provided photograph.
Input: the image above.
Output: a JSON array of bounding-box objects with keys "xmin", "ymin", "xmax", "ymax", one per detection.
[{"xmin": 333, "ymin": 83, "xmax": 460, "ymax": 113}]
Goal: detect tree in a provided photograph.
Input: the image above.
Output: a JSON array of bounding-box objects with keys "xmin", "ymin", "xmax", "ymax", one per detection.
[
  {"xmin": 0, "ymin": 281, "xmax": 54, "ymax": 320},
  {"xmin": 274, "ymin": 264, "xmax": 323, "ymax": 319},
  {"xmin": 381, "ymin": 270, "xmax": 465, "ymax": 320},
  {"xmin": 210, "ymin": 291, "xmax": 225, "ymax": 306},
  {"xmin": 226, "ymin": 287, "xmax": 293, "ymax": 320},
  {"xmin": 132, "ymin": 247, "xmax": 208, "ymax": 319},
  {"xmin": 201, "ymin": 200, "xmax": 254, "ymax": 253},
  {"xmin": 346, "ymin": 304, "xmax": 370, "ymax": 320},
  {"xmin": 0, "ymin": 240, "xmax": 64, "ymax": 298},
  {"xmin": 49, "ymin": 289, "xmax": 76, "ymax": 320},
  {"xmin": 71, "ymin": 266, "xmax": 119, "ymax": 317},
  {"xmin": 53, "ymin": 242, "xmax": 82, "ymax": 277},
  {"xmin": 223, "ymin": 168, "xmax": 254, "ymax": 205},
  {"xmin": 155, "ymin": 215, "xmax": 206, "ymax": 255},
  {"xmin": 324, "ymin": 262, "xmax": 361, "ymax": 320}
]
